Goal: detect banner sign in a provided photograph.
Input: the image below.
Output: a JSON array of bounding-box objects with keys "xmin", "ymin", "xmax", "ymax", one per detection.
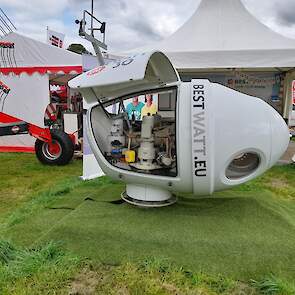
[
  {"xmin": 47, "ymin": 29, "xmax": 65, "ymax": 48},
  {"xmin": 190, "ymin": 72, "xmax": 284, "ymax": 113}
]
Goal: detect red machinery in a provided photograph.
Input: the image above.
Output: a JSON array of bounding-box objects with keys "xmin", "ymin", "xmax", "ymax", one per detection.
[
  {"xmin": 0, "ymin": 78, "xmax": 75, "ymax": 165},
  {"xmin": 0, "ymin": 111, "xmax": 74, "ymax": 165}
]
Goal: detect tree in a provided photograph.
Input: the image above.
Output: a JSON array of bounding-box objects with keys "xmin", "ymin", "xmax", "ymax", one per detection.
[{"xmin": 67, "ymin": 43, "xmax": 92, "ymax": 55}]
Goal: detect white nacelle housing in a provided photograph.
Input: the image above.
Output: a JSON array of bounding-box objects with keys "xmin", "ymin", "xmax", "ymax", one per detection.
[{"xmin": 69, "ymin": 51, "xmax": 289, "ymax": 206}]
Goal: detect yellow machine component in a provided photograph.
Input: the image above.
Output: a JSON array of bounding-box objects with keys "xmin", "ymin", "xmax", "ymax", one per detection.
[{"xmin": 125, "ymin": 150, "xmax": 136, "ymax": 163}]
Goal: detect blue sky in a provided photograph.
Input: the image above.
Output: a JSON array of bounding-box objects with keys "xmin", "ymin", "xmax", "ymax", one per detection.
[{"xmin": 0, "ymin": 0, "xmax": 295, "ymax": 53}]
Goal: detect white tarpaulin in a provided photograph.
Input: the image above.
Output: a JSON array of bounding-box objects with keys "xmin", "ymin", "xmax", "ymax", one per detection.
[
  {"xmin": 0, "ymin": 32, "xmax": 82, "ymax": 152},
  {"xmin": 0, "ymin": 73, "xmax": 49, "ymax": 126},
  {"xmin": 82, "ymin": 111, "xmax": 104, "ymax": 180}
]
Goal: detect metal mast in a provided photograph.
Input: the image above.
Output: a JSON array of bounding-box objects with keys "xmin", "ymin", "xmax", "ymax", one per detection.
[{"xmin": 75, "ymin": 0, "xmax": 107, "ymax": 65}]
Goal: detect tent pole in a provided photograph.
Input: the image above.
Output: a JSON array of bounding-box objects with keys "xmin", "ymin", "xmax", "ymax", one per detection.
[{"xmin": 282, "ymin": 71, "xmax": 295, "ymax": 122}]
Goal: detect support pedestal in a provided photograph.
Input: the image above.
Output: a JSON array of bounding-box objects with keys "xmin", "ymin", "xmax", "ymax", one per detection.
[{"xmin": 121, "ymin": 184, "xmax": 177, "ymax": 207}]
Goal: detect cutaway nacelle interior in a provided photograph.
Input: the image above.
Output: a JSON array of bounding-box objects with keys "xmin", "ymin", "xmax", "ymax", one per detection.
[{"xmin": 90, "ymin": 87, "xmax": 177, "ymax": 177}]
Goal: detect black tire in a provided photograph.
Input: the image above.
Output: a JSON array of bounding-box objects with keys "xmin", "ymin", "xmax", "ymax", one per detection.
[{"xmin": 35, "ymin": 130, "xmax": 74, "ymax": 165}]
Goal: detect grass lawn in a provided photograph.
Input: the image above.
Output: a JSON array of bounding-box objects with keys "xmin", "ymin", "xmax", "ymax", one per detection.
[
  {"xmin": 0, "ymin": 152, "xmax": 294, "ymax": 294},
  {"xmin": 0, "ymin": 153, "xmax": 82, "ymax": 218}
]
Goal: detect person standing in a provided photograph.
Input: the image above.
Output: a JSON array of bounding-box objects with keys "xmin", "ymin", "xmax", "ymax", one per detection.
[
  {"xmin": 141, "ymin": 94, "xmax": 157, "ymax": 119},
  {"xmin": 126, "ymin": 96, "xmax": 144, "ymax": 120}
]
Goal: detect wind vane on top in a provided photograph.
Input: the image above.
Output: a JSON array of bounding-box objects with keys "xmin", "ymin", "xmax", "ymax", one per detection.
[{"xmin": 75, "ymin": 0, "xmax": 107, "ymax": 66}]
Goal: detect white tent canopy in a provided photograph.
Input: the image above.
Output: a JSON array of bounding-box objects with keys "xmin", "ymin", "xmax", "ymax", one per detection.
[
  {"xmin": 137, "ymin": 0, "xmax": 295, "ymax": 70},
  {"xmin": 1, "ymin": 32, "xmax": 81, "ymax": 70}
]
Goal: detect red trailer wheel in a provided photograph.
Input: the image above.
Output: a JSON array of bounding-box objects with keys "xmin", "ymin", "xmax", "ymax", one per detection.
[
  {"xmin": 35, "ymin": 130, "xmax": 74, "ymax": 165},
  {"xmin": 42, "ymin": 140, "xmax": 62, "ymax": 160}
]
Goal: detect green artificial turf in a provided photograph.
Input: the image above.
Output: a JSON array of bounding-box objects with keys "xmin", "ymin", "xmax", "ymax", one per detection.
[{"xmin": 3, "ymin": 176, "xmax": 295, "ymax": 282}]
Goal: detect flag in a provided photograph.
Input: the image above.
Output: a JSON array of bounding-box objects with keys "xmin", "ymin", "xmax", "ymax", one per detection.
[{"xmin": 47, "ymin": 28, "xmax": 65, "ymax": 48}]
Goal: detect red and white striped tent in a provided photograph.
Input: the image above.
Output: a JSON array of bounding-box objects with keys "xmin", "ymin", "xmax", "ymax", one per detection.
[{"xmin": 0, "ymin": 32, "xmax": 82, "ymax": 152}]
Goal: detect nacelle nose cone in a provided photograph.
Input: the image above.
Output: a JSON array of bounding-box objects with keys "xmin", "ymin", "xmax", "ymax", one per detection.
[{"xmin": 208, "ymin": 82, "xmax": 290, "ymax": 193}]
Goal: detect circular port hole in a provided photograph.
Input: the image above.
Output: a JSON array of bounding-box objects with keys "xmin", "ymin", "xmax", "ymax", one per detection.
[{"xmin": 226, "ymin": 152, "xmax": 260, "ymax": 180}]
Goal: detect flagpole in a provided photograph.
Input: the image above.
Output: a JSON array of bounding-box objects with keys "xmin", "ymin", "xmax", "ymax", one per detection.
[{"xmin": 91, "ymin": 0, "xmax": 94, "ymax": 36}]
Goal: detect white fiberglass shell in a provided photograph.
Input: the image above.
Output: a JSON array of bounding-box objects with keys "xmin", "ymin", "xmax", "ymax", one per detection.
[
  {"xmin": 83, "ymin": 80, "xmax": 289, "ymax": 196},
  {"xmin": 69, "ymin": 51, "xmax": 289, "ymax": 198},
  {"xmin": 68, "ymin": 51, "xmax": 180, "ymax": 105}
]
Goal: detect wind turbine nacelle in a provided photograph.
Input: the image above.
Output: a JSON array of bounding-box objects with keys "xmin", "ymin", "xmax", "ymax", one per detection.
[{"xmin": 69, "ymin": 51, "xmax": 289, "ymax": 207}]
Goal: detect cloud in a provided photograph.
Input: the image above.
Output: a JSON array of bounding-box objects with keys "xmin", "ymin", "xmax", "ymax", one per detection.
[
  {"xmin": 0, "ymin": 0, "xmax": 295, "ymax": 53},
  {"xmin": 0, "ymin": 0, "xmax": 69, "ymax": 19},
  {"xmin": 66, "ymin": 0, "xmax": 200, "ymax": 51},
  {"xmin": 274, "ymin": 0, "xmax": 295, "ymax": 26}
]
